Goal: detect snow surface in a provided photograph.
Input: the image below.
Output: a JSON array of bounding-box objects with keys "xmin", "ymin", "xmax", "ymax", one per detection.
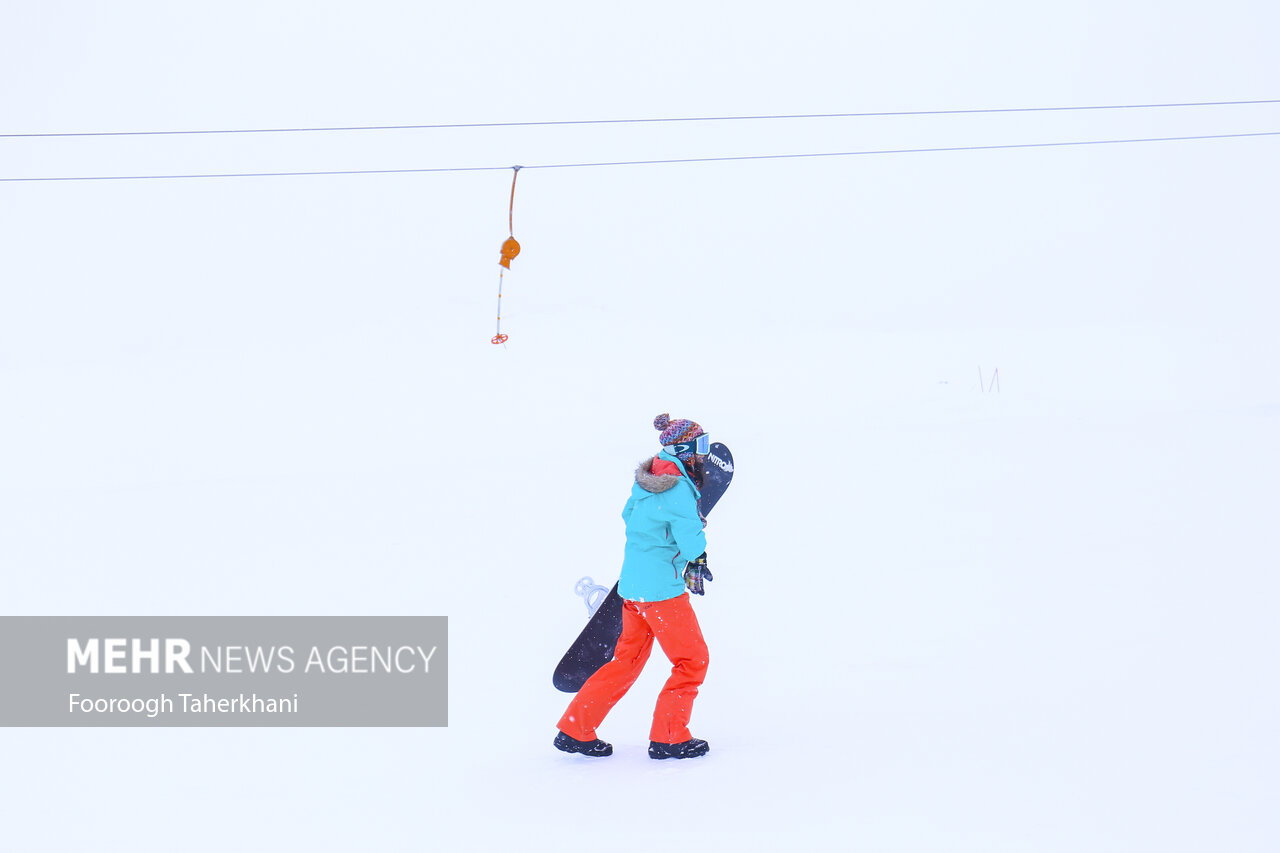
[{"xmin": 3, "ymin": 3, "xmax": 1280, "ymax": 851}]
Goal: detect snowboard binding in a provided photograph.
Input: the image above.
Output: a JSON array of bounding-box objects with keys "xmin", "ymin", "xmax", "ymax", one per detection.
[{"xmin": 574, "ymin": 576, "xmax": 610, "ymax": 616}]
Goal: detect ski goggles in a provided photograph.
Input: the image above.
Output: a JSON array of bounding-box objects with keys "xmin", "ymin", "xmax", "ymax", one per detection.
[{"xmin": 665, "ymin": 434, "xmax": 711, "ymax": 457}]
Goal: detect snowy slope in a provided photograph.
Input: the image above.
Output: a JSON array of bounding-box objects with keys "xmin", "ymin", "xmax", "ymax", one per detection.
[{"xmin": 4, "ymin": 358, "xmax": 1277, "ymax": 851}]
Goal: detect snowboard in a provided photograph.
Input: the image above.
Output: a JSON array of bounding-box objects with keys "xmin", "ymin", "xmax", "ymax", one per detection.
[{"xmin": 552, "ymin": 443, "xmax": 734, "ymax": 693}]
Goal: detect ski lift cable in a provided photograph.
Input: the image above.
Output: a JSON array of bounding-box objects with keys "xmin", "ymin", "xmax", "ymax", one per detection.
[
  {"xmin": 1, "ymin": 99, "xmax": 1277, "ymax": 139},
  {"xmin": 1, "ymin": 129, "xmax": 1276, "ymax": 183}
]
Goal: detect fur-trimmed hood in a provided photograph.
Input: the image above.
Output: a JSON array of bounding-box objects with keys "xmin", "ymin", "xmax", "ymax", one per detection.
[{"xmin": 634, "ymin": 456, "xmax": 684, "ymax": 494}]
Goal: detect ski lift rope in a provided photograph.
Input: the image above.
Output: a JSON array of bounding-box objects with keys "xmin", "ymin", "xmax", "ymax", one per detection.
[
  {"xmin": 2, "ymin": 130, "xmax": 1277, "ymax": 183},
  {"xmin": 3, "ymin": 98, "xmax": 1276, "ymax": 138}
]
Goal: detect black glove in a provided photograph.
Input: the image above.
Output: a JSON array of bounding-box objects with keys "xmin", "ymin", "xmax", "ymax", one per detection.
[{"xmin": 683, "ymin": 552, "xmax": 713, "ymax": 595}]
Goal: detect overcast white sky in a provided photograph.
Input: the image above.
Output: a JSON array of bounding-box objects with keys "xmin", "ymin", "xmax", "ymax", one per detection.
[{"xmin": 3, "ymin": 2, "xmax": 1277, "ymax": 400}]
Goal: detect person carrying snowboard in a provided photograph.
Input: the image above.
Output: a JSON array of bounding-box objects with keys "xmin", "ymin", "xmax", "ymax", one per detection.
[{"xmin": 555, "ymin": 413, "xmax": 715, "ymax": 760}]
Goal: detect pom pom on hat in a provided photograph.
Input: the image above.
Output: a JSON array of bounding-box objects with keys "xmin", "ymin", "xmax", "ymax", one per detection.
[{"xmin": 654, "ymin": 412, "xmax": 704, "ymax": 458}]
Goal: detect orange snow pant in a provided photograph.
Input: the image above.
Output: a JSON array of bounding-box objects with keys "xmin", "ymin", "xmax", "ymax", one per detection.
[{"xmin": 558, "ymin": 592, "xmax": 709, "ymax": 744}]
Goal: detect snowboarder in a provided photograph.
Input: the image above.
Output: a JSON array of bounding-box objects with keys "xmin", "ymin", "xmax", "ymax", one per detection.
[{"xmin": 554, "ymin": 413, "xmax": 715, "ymax": 760}]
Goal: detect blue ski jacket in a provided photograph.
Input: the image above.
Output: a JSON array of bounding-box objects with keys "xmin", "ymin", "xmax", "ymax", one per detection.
[{"xmin": 617, "ymin": 450, "xmax": 707, "ymax": 603}]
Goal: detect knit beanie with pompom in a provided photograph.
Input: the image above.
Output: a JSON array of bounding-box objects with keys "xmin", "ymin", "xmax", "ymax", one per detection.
[{"xmin": 654, "ymin": 413, "xmax": 705, "ymax": 460}]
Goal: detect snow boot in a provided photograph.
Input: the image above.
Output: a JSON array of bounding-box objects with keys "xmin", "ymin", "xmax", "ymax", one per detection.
[
  {"xmin": 554, "ymin": 731, "xmax": 613, "ymax": 757},
  {"xmin": 648, "ymin": 738, "xmax": 710, "ymax": 760}
]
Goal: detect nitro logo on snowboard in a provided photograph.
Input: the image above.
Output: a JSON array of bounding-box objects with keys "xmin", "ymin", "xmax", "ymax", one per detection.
[{"xmin": 708, "ymin": 452, "xmax": 733, "ymax": 473}]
